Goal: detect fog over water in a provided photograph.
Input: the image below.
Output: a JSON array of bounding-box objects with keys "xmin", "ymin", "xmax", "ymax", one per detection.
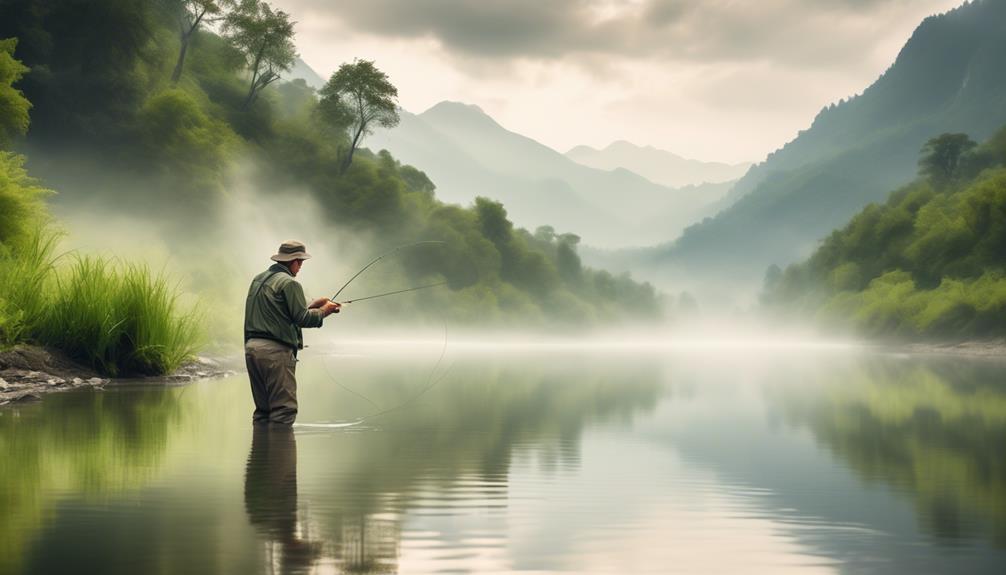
[{"xmin": 5, "ymin": 341, "xmax": 1005, "ymax": 574}]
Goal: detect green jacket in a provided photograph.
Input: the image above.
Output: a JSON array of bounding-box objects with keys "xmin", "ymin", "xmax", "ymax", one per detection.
[{"xmin": 244, "ymin": 264, "xmax": 324, "ymax": 350}]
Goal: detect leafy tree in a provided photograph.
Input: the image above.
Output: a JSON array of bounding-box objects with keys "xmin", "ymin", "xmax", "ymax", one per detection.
[
  {"xmin": 222, "ymin": 0, "xmax": 295, "ymax": 108},
  {"xmin": 919, "ymin": 133, "xmax": 977, "ymax": 187},
  {"xmin": 0, "ymin": 38, "xmax": 30, "ymax": 148},
  {"xmin": 170, "ymin": 0, "xmax": 235, "ymax": 84},
  {"xmin": 318, "ymin": 59, "xmax": 399, "ymax": 173}
]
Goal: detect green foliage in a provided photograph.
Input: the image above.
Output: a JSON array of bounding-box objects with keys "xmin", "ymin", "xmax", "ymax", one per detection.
[
  {"xmin": 0, "ymin": 1, "xmax": 662, "ymax": 329},
  {"xmin": 136, "ymin": 88, "xmax": 236, "ymax": 208},
  {"xmin": 0, "ymin": 151, "xmax": 51, "ymax": 252},
  {"xmin": 34, "ymin": 256, "xmax": 202, "ymax": 376},
  {"xmin": 170, "ymin": 1, "xmax": 236, "ymax": 84},
  {"xmin": 919, "ymin": 133, "xmax": 977, "ymax": 187},
  {"xmin": 0, "ymin": 0, "xmax": 162, "ymax": 144},
  {"xmin": 222, "ymin": 0, "xmax": 295, "ymax": 108},
  {"xmin": 0, "ymin": 227, "xmax": 58, "ymax": 348},
  {"xmin": 318, "ymin": 59, "xmax": 400, "ymax": 172},
  {"xmin": 0, "ymin": 37, "xmax": 30, "ymax": 147},
  {"xmin": 766, "ymin": 127, "xmax": 1006, "ymax": 339}
]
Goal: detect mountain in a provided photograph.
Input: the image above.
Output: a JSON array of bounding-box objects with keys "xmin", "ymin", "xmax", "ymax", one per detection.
[
  {"xmin": 645, "ymin": 0, "xmax": 1006, "ymax": 299},
  {"xmin": 288, "ymin": 57, "xmax": 325, "ymax": 89},
  {"xmin": 566, "ymin": 141, "xmax": 751, "ymax": 188},
  {"xmin": 366, "ymin": 102, "xmax": 734, "ymax": 247},
  {"xmin": 764, "ymin": 126, "xmax": 1006, "ymax": 338}
]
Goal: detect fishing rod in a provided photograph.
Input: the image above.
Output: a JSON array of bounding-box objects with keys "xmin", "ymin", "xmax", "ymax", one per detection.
[
  {"xmin": 331, "ymin": 240, "xmax": 446, "ymax": 301},
  {"xmin": 340, "ymin": 281, "xmax": 448, "ymax": 305}
]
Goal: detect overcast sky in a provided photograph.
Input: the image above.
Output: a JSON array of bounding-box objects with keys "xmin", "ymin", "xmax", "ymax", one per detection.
[{"xmin": 272, "ymin": 0, "xmax": 965, "ymax": 164}]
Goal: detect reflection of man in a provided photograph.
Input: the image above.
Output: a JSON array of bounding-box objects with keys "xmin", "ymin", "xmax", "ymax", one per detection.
[
  {"xmin": 244, "ymin": 426, "xmax": 320, "ymax": 573},
  {"xmin": 244, "ymin": 240, "xmax": 341, "ymax": 425}
]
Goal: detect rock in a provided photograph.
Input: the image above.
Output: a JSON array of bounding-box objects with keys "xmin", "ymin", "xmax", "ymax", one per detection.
[
  {"xmin": 88, "ymin": 377, "xmax": 105, "ymax": 385},
  {"xmin": 72, "ymin": 377, "xmax": 83, "ymax": 385},
  {"xmin": 196, "ymin": 356, "xmax": 220, "ymax": 368},
  {"xmin": 13, "ymin": 393, "xmax": 41, "ymax": 403},
  {"xmin": 0, "ymin": 378, "xmax": 7, "ymax": 390}
]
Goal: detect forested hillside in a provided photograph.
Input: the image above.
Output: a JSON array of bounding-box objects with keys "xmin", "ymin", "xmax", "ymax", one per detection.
[
  {"xmin": 764, "ymin": 127, "xmax": 1006, "ymax": 339},
  {"xmin": 0, "ymin": 0, "xmax": 660, "ymax": 331},
  {"xmin": 652, "ymin": 0, "xmax": 1006, "ymax": 293},
  {"xmin": 367, "ymin": 101, "xmax": 732, "ymax": 247}
]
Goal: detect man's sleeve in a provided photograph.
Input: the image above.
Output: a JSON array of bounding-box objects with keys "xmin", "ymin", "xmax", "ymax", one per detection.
[{"xmin": 283, "ymin": 280, "xmax": 324, "ymax": 328}]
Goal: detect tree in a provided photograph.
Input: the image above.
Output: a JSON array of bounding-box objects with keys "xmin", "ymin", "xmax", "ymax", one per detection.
[
  {"xmin": 0, "ymin": 38, "xmax": 30, "ymax": 148},
  {"xmin": 919, "ymin": 133, "xmax": 977, "ymax": 187},
  {"xmin": 318, "ymin": 59, "xmax": 399, "ymax": 173},
  {"xmin": 170, "ymin": 1, "xmax": 235, "ymax": 84},
  {"xmin": 222, "ymin": 0, "xmax": 296, "ymax": 108}
]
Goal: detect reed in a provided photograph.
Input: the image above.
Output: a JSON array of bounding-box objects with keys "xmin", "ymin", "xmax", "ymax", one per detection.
[
  {"xmin": 37, "ymin": 257, "xmax": 202, "ymax": 376},
  {"xmin": 0, "ymin": 226, "xmax": 202, "ymax": 375}
]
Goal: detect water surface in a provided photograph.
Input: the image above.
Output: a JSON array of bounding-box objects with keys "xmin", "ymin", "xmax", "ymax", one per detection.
[{"xmin": 2, "ymin": 343, "xmax": 1005, "ymax": 574}]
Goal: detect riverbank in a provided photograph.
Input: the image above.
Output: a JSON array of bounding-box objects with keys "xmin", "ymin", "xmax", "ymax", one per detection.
[
  {"xmin": 0, "ymin": 345, "xmax": 234, "ymax": 405},
  {"xmin": 890, "ymin": 339, "xmax": 1006, "ymax": 358}
]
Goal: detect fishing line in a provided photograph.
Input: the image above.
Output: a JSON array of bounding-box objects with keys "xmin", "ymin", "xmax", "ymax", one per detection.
[
  {"xmin": 331, "ymin": 240, "xmax": 446, "ymax": 301},
  {"xmin": 317, "ymin": 324, "xmax": 452, "ymax": 426},
  {"xmin": 355, "ymin": 324, "xmax": 453, "ymax": 423},
  {"xmin": 309, "ymin": 240, "xmax": 454, "ymax": 427}
]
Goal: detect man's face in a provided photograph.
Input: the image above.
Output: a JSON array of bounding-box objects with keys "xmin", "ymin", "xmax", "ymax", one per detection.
[{"xmin": 290, "ymin": 259, "xmax": 304, "ymax": 276}]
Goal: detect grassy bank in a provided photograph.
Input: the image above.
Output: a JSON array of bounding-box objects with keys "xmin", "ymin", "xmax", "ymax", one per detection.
[{"xmin": 0, "ymin": 228, "xmax": 202, "ymax": 376}]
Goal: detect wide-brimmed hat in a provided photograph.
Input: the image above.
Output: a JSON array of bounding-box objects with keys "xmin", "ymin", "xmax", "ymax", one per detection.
[{"xmin": 271, "ymin": 240, "xmax": 312, "ymax": 262}]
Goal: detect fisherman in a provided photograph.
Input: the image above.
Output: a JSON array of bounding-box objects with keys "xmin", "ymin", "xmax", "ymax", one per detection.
[{"xmin": 244, "ymin": 240, "xmax": 341, "ymax": 425}]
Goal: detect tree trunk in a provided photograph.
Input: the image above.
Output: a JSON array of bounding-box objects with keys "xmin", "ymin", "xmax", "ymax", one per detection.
[
  {"xmin": 243, "ymin": 82, "xmax": 259, "ymax": 109},
  {"xmin": 170, "ymin": 36, "xmax": 190, "ymax": 85},
  {"xmin": 340, "ymin": 124, "xmax": 366, "ymax": 174}
]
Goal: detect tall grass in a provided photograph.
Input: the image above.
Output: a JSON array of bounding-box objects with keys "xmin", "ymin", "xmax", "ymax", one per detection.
[
  {"xmin": 0, "ymin": 226, "xmax": 202, "ymax": 375},
  {"xmin": 37, "ymin": 257, "xmax": 202, "ymax": 376},
  {"xmin": 0, "ymin": 228, "xmax": 59, "ymax": 348}
]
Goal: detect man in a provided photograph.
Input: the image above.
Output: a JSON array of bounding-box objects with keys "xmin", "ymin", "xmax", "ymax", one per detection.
[{"xmin": 244, "ymin": 240, "xmax": 341, "ymax": 425}]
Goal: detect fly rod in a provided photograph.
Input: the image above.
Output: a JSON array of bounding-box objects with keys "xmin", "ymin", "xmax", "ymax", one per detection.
[
  {"xmin": 331, "ymin": 241, "xmax": 446, "ymax": 301},
  {"xmin": 339, "ymin": 281, "xmax": 448, "ymax": 305}
]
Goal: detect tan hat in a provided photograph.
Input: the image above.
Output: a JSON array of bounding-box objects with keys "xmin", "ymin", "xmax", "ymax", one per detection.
[{"xmin": 271, "ymin": 240, "xmax": 312, "ymax": 262}]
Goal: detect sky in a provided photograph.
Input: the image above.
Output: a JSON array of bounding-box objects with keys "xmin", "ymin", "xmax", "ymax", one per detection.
[{"xmin": 272, "ymin": 0, "xmax": 965, "ymax": 164}]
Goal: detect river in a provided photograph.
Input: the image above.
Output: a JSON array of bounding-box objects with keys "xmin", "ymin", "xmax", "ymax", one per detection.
[{"xmin": 2, "ymin": 341, "xmax": 1005, "ymax": 574}]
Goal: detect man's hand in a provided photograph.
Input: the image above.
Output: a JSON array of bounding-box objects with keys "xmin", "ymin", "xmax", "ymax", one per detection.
[
  {"xmin": 321, "ymin": 301, "xmax": 341, "ymax": 316},
  {"xmin": 308, "ymin": 297, "xmax": 330, "ymax": 309}
]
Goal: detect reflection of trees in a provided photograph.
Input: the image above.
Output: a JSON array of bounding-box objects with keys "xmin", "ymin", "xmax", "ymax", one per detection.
[
  {"xmin": 774, "ymin": 358, "xmax": 1006, "ymax": 547},
  {"xmin": 0, "ymin": 388, "xmax": 185, "ymax": 575},
  {"xmin": 291, "ymin": 356, "xmax": 664, "ymax": 573}
]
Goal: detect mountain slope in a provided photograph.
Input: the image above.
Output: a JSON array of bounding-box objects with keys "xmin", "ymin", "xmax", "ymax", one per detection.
[
  {"xmin": 367, "ymin": 102, "xmax": 733, "ymax": 247},
  {"xmin": 566, "ymin": 141, "xmax": 750, "ymax": 188},
  {"xmin": 651, "ymin": 0, "xmax": 1006, "ymax": 296},
  {"xmin": 764, "ymin": 126, "xmax": 1006, "ymax": 338}
]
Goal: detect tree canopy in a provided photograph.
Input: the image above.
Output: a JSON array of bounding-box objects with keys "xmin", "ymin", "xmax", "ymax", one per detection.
[
  {"xmin": 170, "ymin": 0, "xmax": 236, "ymax": 84},
  {"xmin": 764, "ymin": 126, "xmax": 1006, "ymax": 339},
  {"xmin": 919, "ymin": 133, "xmax": 977, "ymax": 187},
  {"xmin": 318, "ymin": 59, "xmax": 400, "ymax": 173},
  {"xmin": 222, "ymin": 0, "xmax": 295, "ymax": 108},
  {"xmin": 0, "ymin": 38, "xmax": 30, "ymax": 148}
]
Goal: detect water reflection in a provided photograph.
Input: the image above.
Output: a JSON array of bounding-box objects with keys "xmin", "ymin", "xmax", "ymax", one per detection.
[
  {"xmin": 773, "ymin": 357, "xmax": 1006, "ymax": 548},
  {"xmin": 3, "ymin": 349, "xmax": 1005, "ymax": 574},
  {"xmin": 245, "ymin": 426, "xmax": 321, "ymax": 574}
]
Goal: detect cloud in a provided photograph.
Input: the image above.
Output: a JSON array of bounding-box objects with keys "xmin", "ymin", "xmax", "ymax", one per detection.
[{"xmin": 278, "ymin": 0, "xmax": 960, "ymax": 68}]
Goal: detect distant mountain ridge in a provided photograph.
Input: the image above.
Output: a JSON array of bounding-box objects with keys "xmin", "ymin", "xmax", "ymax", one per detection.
[
  {"xmin": 366, "ymin": 101, "xmax": 735, "ymax": 247},
  {"xmin": 288, "ymin": 57, "xmax": 325, "ymax": 89},
  {"xmin": 566, "ymin": 141, "xmax": 750, "ymax": 188},
  {"xmin": 644, "ymin": 0, "xmax": 1006, "ymax": 298}
]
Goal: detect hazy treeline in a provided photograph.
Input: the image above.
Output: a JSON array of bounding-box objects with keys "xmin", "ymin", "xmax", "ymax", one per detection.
[
  {"xmin": 0, "ymin": 0, "xmax": 660, "ymax": 332},
  {"xmin": 764, "ymin": 127, "xmax": 1006, "ymax": 339}
]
